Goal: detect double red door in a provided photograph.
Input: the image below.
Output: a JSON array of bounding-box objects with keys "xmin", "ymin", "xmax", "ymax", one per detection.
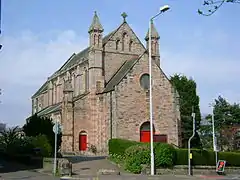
[{"xmin": 79, "ymin": 134, "xmax": 87, "ymax": 151}]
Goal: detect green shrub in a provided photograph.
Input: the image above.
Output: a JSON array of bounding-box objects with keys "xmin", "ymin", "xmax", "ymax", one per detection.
[
  {"xmin": 108, "ymin": 138, "xmax": 141, "ymax": 156},
  {"xmin": 124, "ymin": 144, "xmax": 150, "ymax": 174},
  {"xmin": 32, "ymin": 134, "xmax": 52, "ymax": 157},
  {"xmin": 154, "ymin": 143, "xmax": 176, "ymax": 167},
  {"xmin": 175, "ymin": 149, "xmax": 240, "ymax": 166},
  {"xmin": 109, "ymin": 153, "xmax": 126, "ymax": 166},
  {"xmin": 219, "ymin": 152, "xmax": 240, "ymax": 166}
]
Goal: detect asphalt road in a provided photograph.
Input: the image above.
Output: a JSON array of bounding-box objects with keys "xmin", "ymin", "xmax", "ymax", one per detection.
[
  {"xmin": 1, "ymin": 160, "xmax": 239, "ymax": 180},
  {"xmin": 0, "ymin": 160, "xmax": 58, "ymax": 180}
]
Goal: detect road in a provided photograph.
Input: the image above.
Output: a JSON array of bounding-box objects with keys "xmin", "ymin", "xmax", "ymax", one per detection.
[
  {"xmin": 0, "ymin": 160, "xmax": 58, "ymax": 180},
  {"xmin": 1, "ymin": 159, "xmax": 239, "ymax": 180}
]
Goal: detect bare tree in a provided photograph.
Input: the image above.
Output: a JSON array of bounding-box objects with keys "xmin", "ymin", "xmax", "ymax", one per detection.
[{"xmin": 198, "ymin": 0, "xmax": 240, "ymax": 16}]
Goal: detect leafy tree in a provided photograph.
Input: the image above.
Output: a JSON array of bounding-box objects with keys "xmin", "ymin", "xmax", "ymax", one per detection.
[
  {"xmin": 170, "ymin": 74, "xmax": 202, "ymax": 148},
  {"xmin": 199, "ymin": 115, "xmax": 213, "ymax": 149},
  {"xmin": 23, "ymin": 114, "xmax": 62, "ymax": 155},
  {"xmin": 198, "ymin": 0, "xmax": 240, "ymax": 16},
  {"xmin": 210, "ymin": 96, "xmax": 240, "ymax": 151},
  {"xmin": 0, "ymin": 126, "xmax": 21, "ymax": 154},
  {"xmin": 31, "ymin": 135, "xmax": 52, "ymax": 157}
]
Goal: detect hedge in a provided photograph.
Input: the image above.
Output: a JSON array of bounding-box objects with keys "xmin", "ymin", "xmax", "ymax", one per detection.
[
  {"xmin": 175, "ymin": 149, "xmax": 240, "ymax": 166},
  {"xmin": 108, "ymin": 138, "xmax": 240, "ymax": 170},
  {"xmin": 108, "ymin": 138, "xmax": 141, "ymax": 156}
]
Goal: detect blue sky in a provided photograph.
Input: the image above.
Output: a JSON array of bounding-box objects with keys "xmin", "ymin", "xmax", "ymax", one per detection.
[{"xmin": 0, "ymin": 0, "xmax": 239, "ymax": 127}]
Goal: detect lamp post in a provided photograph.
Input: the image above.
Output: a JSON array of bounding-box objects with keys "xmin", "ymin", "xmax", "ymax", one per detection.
[
  {"xmin": 149, "ymin": 5, "xmax": 170, "ymax": 176},
  {"xmin": 210, "ymin": 104, "xmax": 218, "ymax": 170}
]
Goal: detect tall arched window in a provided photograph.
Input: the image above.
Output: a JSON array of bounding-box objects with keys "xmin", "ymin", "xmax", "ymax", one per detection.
[
  {"xmin": 122, "ymin": 32, "xmax": 127, "ymax": 51},
  {"xmin": 154, "ymin": 41, "xmax": 157, "ymax": 54},
  {"xmin": 93, "ymin": 34, "xmax": 97, "ymax": 46},
  {"xmin": 129, "ymin": 40, "xmax": 133, "ymax": 52},
  {"xmin": 85, "ymin": 69, "xmax": 89, "ymax": 92},
  {"xmin": 98, "ymin": 34, "xmax": 101, "ymax": 47},
  {"xmin": 116, "ymin": 39, "xmax": 120, "ymax": 50}
]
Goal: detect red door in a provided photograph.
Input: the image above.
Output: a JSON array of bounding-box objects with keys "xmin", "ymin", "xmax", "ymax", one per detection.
[
  {"xmin": 140, "ymin": 131, "xmax": 150, "ymax": 142},
  {"xmin": 79, "ymin": 134, "xmax": 87, "ymax": 151}
]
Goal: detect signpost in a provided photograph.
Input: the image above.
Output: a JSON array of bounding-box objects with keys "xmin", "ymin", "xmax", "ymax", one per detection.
[{"xmin": 53, "ymin": 122, "xmax": 61, "ymax": 176}]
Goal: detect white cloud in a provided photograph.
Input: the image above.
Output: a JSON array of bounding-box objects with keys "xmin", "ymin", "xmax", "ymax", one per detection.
[
  {"xmin": 0, "ymin": 30, "xmax": 88, "ymax": 126},
  {"xmin": 161, "ymin": 32, "xmax": 240, "ymax": 115}
]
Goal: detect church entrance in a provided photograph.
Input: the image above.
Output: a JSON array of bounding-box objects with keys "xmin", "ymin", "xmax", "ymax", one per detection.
[
  {"xmin": 79, "ymin": 131, "xmax": 87, "ymax": 151},
  {"xmin": 140, "ymin": 121, "xmax": 155, "ymax": 142}
]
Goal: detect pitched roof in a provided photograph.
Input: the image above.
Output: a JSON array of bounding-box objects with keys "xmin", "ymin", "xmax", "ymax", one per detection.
[
  {"xmin": 102, "ymin": 53, "xmax": 144, "ymax": 93},
  {"xmin": 37, "ymin": 103, "xmax": 61, "ymax": 116}
]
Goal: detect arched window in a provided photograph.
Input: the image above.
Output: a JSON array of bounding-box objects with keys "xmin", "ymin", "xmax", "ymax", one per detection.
[
  {"xmin": 85, "ymin": 69, "xmax": 89, "ymax": 92},
  {"xmin": 98, "ymin": 34, "xmax": 101, "ymax": 47},
  {"xmin": 116, "ymin": 39, "xmax": 120, "ymax": 50},
  {"xmin": 129, "ymin": 40, "xmax": 133, "ymax": 52},
  {"xmin": 93, "ymin": 34, "xmax": 97, "ymax": 46},
  {"xmin": 122, "ymin": 32, "xmax": 127, "ymax": 51},
  {"xmin": 154, "ymin": 41, "xmax": 158, "ymax": 54},
  {"xmin": 140, "ymin": 73, "xmax": 150, "ymax": 90}
]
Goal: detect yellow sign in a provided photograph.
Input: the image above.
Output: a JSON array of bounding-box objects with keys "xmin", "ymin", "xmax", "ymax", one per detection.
[{"xmin": 190, "ymin": 153, "xmax": 193, "ymax": 159}]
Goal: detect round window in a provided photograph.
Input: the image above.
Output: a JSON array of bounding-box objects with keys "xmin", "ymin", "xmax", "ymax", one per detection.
[{"xmin": 140, "ymin": 73, "xmax": 150, "ymax": 90}]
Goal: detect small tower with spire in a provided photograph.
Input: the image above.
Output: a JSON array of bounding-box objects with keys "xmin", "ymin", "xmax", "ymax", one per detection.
[
  {"xmin": 88, "ymin": 11, "xmax": 104, "ymax": 92},
  {"xmin": 145, "ymin": 21, "xmax": 160, "ymax": 57},
  {"xmin": 88, "ymin": 11, "xmax": 104, "ymax": 48}
]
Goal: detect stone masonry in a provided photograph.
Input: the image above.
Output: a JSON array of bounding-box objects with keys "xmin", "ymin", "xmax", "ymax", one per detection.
[{"xmin": 31, "ymin": 11, "xmax": 182, "ymax": 154}]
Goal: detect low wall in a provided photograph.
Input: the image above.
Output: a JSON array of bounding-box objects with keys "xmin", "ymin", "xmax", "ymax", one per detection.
[
  {"xmin": 143, "ymin": 165, "xmax": 240, "ymax": 175},
  {"xmin": 43, "ymin": 157, "xmax": 69, "ymax": 171}
]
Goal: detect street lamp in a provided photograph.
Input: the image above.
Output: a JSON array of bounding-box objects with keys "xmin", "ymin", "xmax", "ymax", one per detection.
[
  {"xmin": 210, "ymin": 103, "xmax": 218, "ymax": 170},
  {"xmin": 148, "ymin": 5, "xmax": 170, "ymax": 176}
]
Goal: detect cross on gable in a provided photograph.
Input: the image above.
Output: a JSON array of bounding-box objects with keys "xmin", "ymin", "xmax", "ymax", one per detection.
[{"xmin": 121, "ymin": 12, "xmax": 128, "ymax": 22}]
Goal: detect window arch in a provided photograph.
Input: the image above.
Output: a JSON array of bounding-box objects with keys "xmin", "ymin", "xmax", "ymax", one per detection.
[{"xmin": 122, "ymin": 32, "xmax": 127, "ymax": 51}]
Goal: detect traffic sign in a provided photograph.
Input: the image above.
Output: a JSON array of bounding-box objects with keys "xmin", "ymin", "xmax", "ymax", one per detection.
[
  {"xmin": 53, "ymin": 122, "xmax": 62, "ymax": 134},
  {"xmin": 216, "ymin": 160, "xmax": 226, "ymax": 173}
]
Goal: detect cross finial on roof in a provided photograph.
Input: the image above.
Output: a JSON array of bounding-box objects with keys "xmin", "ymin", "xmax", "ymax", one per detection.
[{"xmin": 121, "ymin": 12, "xmax": 128, "ymax": 22}]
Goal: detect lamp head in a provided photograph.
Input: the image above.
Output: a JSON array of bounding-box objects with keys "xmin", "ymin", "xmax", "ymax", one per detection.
[{"xmin": 160, "ymin": 5, "xmax": 170, "ymax": 13}]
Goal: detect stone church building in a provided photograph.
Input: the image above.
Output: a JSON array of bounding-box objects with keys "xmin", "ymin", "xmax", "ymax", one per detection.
[{"xmin": 31, "ymin": 12, "xmax": 181, "ymax": 154}]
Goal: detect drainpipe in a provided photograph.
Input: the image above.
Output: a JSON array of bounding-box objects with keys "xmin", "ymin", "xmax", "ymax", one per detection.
[
  {"xmin": 110, "ymin": 91, "xmax": 113, "ymax": 139},
  {"xmin": 72, "ymin": 102, "xmax": 75, "ymax": 152}
]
